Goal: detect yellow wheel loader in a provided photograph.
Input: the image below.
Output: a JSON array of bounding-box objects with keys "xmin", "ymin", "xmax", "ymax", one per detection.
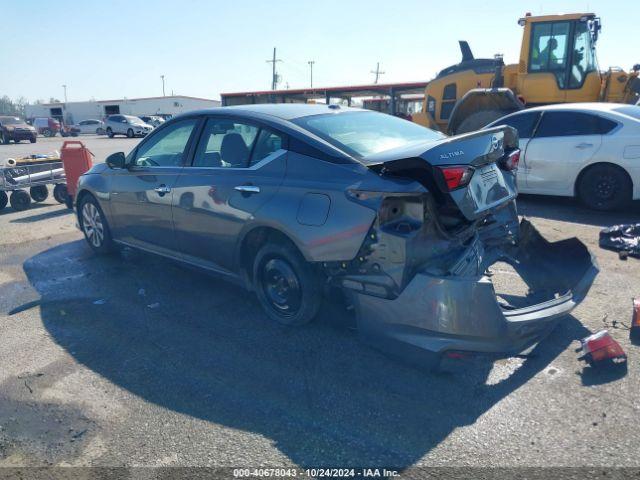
[{"xmin": 413, "ymin": 13, "xmax": 640, "ymax": 135}]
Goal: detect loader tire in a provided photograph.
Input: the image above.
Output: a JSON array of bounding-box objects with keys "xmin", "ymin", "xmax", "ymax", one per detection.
[{"xmin": 454, "ymin": 109, "xmax": 507, "ymax": 135}]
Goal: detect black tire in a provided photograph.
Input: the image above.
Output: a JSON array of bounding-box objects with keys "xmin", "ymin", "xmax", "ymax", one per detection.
[
  {"xmin": 126, "ymin": 128, "xmax": 134, "ymax": 138},
  {"xmin": 43, "ymin": 128, "xmax": 52, "ymax": 137},
  {"xmin": 577, "ymin": 164, "xmax": 632, "ymax": 211},
  {"xmin": 79, "ymin": 195, "xmax": 115, "ymax": 254},
  {"xmin": 10, "ymin": 190, "xmax": 31, "ymax": 211},
  {"xmin": 14, "ymin": 139, "xmax": 20, "ymax": 144},
  {"xmin": 454, "ymin": 109, "xmax": 508, "ymax": 135},
  {"xmin": 30, "ymin": 185, "xmax": 49, "ymax": 202},
  {"xmin": 53, "ymin": 184, "xmax": 68, "ymax": 204},
  {"xmin": 64, "ymin": 194, "xmax": 74, "ymax": 210},
  {"xmin": 0, "ymin": 191, "xmax": 7, "ymax": 210},
  {"xmin": 30, "ymin": 137, "xmax": 36, "ymax": 143},
  {"xmin": 253, "ymin": 242, "xmax": 323, "ymax": 326},
  {"xmin": 1, "ymin": 132, "xmax": 8, "ymax": 144},
  {"xmin": 107, "ymin": 127, "xmax": 114, "ymax": 138}
]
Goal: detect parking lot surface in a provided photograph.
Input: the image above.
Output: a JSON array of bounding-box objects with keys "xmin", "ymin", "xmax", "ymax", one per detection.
[{"xmin": 1, "ymin": 135, "xmax": 640, "ymax": 469}]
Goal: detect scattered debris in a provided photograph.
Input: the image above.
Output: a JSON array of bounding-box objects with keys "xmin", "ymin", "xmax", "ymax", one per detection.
[
  {"xmin": 93, "ymin": 299, "xmax": 106, "ymax": 305},
  {"xmin": 578, "ymin": 330, "xmax": 627, "ymax": 367},
  {"xmin": 632, "ymin": 298, "xmax": 640, "ymax": 343},
  {"xmin": 599, "ymin": 223, "xmax": 640, "ymax": 259},
  {"xmin": 147, "ymin": 302, "xmax": 160, "ymax": 309}
]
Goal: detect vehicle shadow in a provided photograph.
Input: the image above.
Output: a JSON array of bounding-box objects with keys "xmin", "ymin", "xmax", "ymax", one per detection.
[
  {"xmin": 21, "ymin": 240, "xmax": 593, "ymax": 468},
  {"xmin": 517, "ymin": 194, "xmax": 640, "ymax": 227},
  {"xmin": 10, "ymin": 207, "xmax": 71, "ymax": 223}
]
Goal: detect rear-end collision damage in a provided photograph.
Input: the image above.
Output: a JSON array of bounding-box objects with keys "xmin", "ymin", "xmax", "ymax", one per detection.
[{"xmin": 330, "ymin": 126, "xmax": 598, "ymax": 364}]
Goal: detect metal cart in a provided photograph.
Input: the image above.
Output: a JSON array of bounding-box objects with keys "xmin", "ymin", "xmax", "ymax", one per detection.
[{"xmin": 0, "ymin": 160, "xmax": 68, "ymax": 211}]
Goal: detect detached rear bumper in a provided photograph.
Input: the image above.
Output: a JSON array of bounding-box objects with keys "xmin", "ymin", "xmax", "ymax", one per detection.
[{"xmin": 352, "ymin": 220, "xmax": 598, "ymax": 358}]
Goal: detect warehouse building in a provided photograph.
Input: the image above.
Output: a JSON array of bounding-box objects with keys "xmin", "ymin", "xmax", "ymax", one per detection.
[{"xmin": 25, "ymin": 95, "xmax": 220, "ymax": 124}]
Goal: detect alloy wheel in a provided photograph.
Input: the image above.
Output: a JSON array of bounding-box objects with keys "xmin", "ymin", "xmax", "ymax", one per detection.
[{"xmin": 82, "ymin": 202, "xmax": 104, "ymax": 248}]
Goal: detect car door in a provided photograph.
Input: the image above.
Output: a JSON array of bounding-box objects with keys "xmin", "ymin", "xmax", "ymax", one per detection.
[
  {"xmin": 172, "ymin": 117, "xmax": 287, "ymax": 272},
  {"xmin": 489, "ymin": 111, "xmax": 541, "ymax": 193},
  {"xmin": 523, "ymin": 111, "xmax": 604, "ymax": 195},
  {"xmin": 108, "ymin": 117, "xmax": 200, "ymax": 254}
]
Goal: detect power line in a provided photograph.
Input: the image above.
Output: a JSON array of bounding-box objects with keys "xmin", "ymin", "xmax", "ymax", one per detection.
[
  {"xmin": 370, "ymin": 62, "xmax": 385, "ymax": 84},
  {"xmin": 266, "ymin": 47, "xmax": 283, "ymax": 90}
]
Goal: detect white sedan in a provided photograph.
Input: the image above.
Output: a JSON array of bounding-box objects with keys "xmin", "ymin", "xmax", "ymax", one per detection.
[
  {"xmin": 75, "ymin": 119, "xmax": 105, "ymax": 135},
  {"xmin": 487, "ymin": 103, "xmax": 640, "ymax": 210}
]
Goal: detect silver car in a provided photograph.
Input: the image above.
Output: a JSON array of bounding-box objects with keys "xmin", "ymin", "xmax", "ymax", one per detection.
[
  {"xmin": 104, "ymin": 114, "xmax": 153, "ymax": 138},
  {"xmin": 75, "ymin": 119, "xmax": 105, "ymax": 135},
  {"xmin": 74, "ymin": 104, "xmax": 597, "ymax": 368}
]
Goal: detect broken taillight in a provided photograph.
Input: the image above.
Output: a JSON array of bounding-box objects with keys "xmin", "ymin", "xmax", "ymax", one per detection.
[
  {"xmin": 439, "ymin": 166, "xmax": 474, "ymax": 191},
  {"xmin": 578, "ymin": 330, "xmax": 627, "ymax": 366},
  {"xmin": 500, "ymin": 149, "xmax": 520, "ymax": 171}
]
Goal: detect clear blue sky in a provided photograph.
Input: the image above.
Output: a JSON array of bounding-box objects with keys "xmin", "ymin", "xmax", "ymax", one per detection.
[{"xmin": 2, "ymin": 0, "xmax": 637, "ymax": 102}]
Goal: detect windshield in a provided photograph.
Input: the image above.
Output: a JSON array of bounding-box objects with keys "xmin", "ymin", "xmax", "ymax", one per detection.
[
  {"xmin": 293, "ymin": 111, "xmax": 444, "ymax": 158},
  {"xmin": 125, "ymin": 115, "xmax": 144, "ymax": 123},
  {"xmin": 0, "ymin": 117, "xmax": 22, "ymax": 125},
  {"xmin": 614, "ymin": 106, "xmax": 640, "ymax": 121}
]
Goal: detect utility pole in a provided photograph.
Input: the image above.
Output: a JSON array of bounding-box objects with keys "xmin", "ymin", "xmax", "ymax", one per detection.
[
  {"xmin": 370, "ymin": 62, "xmax": 385, "ymax": 84},
  {"xmin": 307, "ymin": 60, "xmax": 316, "ymax": 88},
  {"xmin": 266, "ymin": 48, "xmax": 282, "ymax": 90},
  {"xmin": 160, "ymin": 75, "xmax": 166, "ymax": 96},
  {"xmin": 62, "ymin": 84, "xmax": 67, "ymax": 102}
]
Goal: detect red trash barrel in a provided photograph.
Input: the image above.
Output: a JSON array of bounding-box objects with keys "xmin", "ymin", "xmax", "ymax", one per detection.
[{"xmin": 60, "ymin": 141, "xmax": 94, "ymax": 206}]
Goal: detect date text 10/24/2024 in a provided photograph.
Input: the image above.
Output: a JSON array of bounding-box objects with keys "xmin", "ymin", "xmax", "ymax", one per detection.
[{"xmin": 233, "ymin": 468, "xmax": 400, "ymax": 478}]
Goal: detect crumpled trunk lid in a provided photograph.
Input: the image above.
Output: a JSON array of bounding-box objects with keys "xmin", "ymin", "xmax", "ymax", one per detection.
[{"xmin": 365, "ymin": 126, "xmax": 519, "ymax": 222}]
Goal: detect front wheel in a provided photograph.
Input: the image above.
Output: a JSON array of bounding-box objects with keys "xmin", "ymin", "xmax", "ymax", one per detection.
[
  {"xmin": 253, "ymin": 242, "xmax": 323, "ymax": 326},
  {"xmin": 577, "ymin": 164, "xmax": 632, "ymax": 211},
  {"xmin": 126, "ymin": 128, "xmax": 134, "ymax": 138},
  {"xmin": 79, "ymin": 195, "xmax": 115, "ymax": 253},
  {"xmin": 30, "ymin": 137, "xmax": 36, "ymax": 143},
  {"xmin": 107, "ymin": 128, "xmax": 114, "ymax": 138}
]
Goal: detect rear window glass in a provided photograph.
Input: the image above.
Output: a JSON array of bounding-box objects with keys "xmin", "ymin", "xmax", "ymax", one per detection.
[
  {"xmin": 535, "ymin": 111, "xmax": 615, "ymax": 137},
  {"xmin": 293, "ymin": 111, "xmax": 444, "ymax": 158},
  {"xmin": 614, "ymin": 106, "xmax": 640, "ymax": 121}
]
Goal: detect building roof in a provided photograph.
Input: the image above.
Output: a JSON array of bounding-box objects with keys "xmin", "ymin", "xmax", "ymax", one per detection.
[{"xmin": 32, "ymin": 95, "xmax": 219, "ymax": 107}]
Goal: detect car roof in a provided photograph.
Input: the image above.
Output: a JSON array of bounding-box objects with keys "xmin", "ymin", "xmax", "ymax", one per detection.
[
  {"xmin": 521, "ymin": 102, "xmax": 632, "ymax": 113},
  {"xmin": 181, "ymin": 103, "xmax": 365, "ymax": 121}
]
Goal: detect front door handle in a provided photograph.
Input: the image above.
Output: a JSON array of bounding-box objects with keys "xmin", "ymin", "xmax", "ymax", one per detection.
[
  {"xmin": 154, "ymin": 185, "xmax": 171, "ymax": 195},
  {"xmin": 575, "ymin": 143, "xmax": 593, "ymax": 149},
  {"xmin": 234, "ymin": 185, "xmax": 260, "ymax": 194}
]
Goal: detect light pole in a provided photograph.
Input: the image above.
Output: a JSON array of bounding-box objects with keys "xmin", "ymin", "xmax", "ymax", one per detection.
[
  {"xmin": 307, "ymin": 60, "xmax": 315, "ymax": 88},
  {"xmin": 160, "ymin": 75, "xmax": 165, "ymax": 96},
  {"xmin": 62, "ymin": 84, "xmax": 67, "ymax": 102}
]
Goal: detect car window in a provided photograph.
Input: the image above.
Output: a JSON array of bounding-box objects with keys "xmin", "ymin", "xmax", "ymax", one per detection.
[
  {"xmin": 193, "ymin": 118, "xmax": 259, "ymax": 168},
  {"xmin": 535, "ymin": 111, "xmax": 610, "ymax": 138},
  {"xmin": 133, "ymin": 119, "xmax": 198, "ymax": 167},
  {"xmin": 249, "ymin": 129, "xmax": 284, "ymax": 166},
  {"xmin": 492, "ymin": 111, "xmax": 540, "ymax": 139}
]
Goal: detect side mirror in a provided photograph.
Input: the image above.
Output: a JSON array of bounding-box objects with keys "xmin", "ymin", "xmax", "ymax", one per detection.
[{"xmin": 106, "ymin": 152, "xmax": 126, "ymax": 169}]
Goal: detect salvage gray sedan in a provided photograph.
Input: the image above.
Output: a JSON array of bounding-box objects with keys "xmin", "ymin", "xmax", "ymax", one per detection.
[{"xmin": 75, "ymin": 104, "xmax": 597, "ymax": 367}]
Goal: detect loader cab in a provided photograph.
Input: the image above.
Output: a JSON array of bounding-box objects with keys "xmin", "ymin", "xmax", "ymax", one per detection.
[{"xmin": 517, "ymin": 13, "xmax": 601, "ymax": 104}]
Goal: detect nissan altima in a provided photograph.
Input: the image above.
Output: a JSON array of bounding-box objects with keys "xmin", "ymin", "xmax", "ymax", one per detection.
[{"xmin": 75, "ymin": 104, "xmax": 597, "ymax": 367}]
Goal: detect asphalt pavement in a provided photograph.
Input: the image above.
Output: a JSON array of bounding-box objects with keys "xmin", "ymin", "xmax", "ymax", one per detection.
[{"xmin": 1, "ymin": 139, "xmax": 640, "ymax": 471}]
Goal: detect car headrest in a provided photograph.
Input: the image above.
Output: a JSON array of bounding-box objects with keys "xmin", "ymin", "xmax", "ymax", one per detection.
[{"xmin": 221, "ymin": 133, "xmax": 249, "ymax": 167}]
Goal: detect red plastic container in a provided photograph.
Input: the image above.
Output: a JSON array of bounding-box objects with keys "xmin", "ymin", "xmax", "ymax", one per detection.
[{"xmin": 60, "ymin": 141, "xmax": 93, "ymax": 198}]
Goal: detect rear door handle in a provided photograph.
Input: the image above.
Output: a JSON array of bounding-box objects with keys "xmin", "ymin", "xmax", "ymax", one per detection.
[
  {"xmin": 234, "ymin": 185, "xmax": 260, "ymax": 194},
  {"xmin": 575, "ymin": 143, "xmax": 593, "ymax": 149},
  {"xmin": 154, "ymin": 185, "xmax": 171, "ymax": 195}
]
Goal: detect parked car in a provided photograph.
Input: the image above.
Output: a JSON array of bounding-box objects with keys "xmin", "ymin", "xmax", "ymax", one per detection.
[
  {"xmin": 75, "ymin": 119, "xmax": 105, "ymax": 135},
  {"xmin": 140, "ymin": 115, "xmax": 165, "ymax": 128},
  {"xmin": 32, "ymin": 117, "xmax": 61, "ymax": 137},
  {"xmin": 486, "ymin": 103, "xmax": 640, "ymax": 210},
  {"xmin": 0, "ymin": 116, "xmax": 37, "ymax": 144},
  {"xmin": 104, "ymin": 115, "xmax": 153, "ymax": 138},
  {"xmin": 74, "ymin": 104, "xmax": 596, "ymax": 367}
]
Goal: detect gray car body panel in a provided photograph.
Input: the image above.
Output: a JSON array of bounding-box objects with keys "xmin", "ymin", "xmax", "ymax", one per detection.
[{"xmin": 76, "ymin": 104, "xmax": 598, "ymax": 362}]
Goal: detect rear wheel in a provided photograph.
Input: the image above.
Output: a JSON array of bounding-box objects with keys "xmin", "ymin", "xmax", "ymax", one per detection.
[
  {"xmin": 43, "ymin": 128, "xmax": 52, "ymax": 137},
  {"xmin": 0, "ymin": 191, "xmax": 7, "ymax": 210},
  {"xmin": 454, "ymin": 109, "xmax": 508, "ymax": 135},
  {"xmin": 53, "ymin": 184, "xmax": 68, "ymax": 204},
  {"xmin": 253, "ymin": 242, "xmax": 323, "ymax": 326},
  {"xmin": 79, "ymin": 195, "xmax": 115, "ymax": 253},
  {"xmin": 577, "ymin": 164, "xmax": 632, "ymax": 211},
  {"xmin": 14, "ymin": 139, "xmax": 20, "ymax": 144},
  {"xmin": 126, "ymin": 128, "xmax": 134, "ymax": 138},
  {"xmin": 30, "ymin": 185, "xmax": 48, "ymax": 202},
  {"xmin": 107, "ymin": 127, "xmax": 114, "ymax": 138},
  {"xmin": 30, "ymin": 137, "xmax": 36, "ymax": 143},
  {"xmin": 10, "ymin": 190, "xmax": 31, "ymax": 211}
]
